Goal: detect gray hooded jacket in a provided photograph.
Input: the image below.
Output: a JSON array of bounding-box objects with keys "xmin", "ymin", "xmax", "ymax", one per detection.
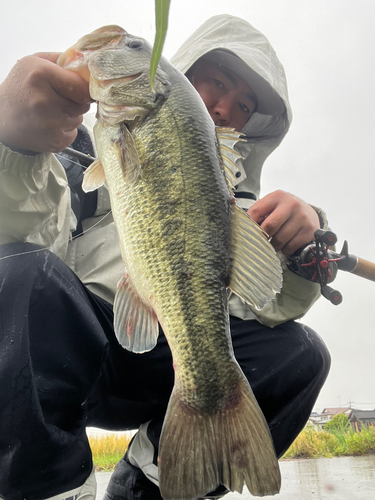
[{"xmin": 0, "ymin": 15, "xmax": 323, "ymax": 326}]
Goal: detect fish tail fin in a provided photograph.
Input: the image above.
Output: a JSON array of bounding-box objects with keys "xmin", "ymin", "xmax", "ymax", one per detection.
[{"xmin": 158, "ymin": 377, "xmax": 281, "ymax": 499}]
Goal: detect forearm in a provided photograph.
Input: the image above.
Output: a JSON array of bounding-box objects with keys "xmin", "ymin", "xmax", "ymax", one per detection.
[
  {"xmin": 0, "ymin": 142, "xmax": 74, "ymax": 260},
  {"xmin": 229, "ymin": 254, "xmax": 321, "ymax": 327},
  {"xmin": 252, "ymin": 255, "xmax": 321, "ymax": 326}
]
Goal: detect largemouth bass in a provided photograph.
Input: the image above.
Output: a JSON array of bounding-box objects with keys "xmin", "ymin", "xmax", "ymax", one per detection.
[{"xmin": 59, "ymin": 26, "xmax": 283, "ymax": 499}]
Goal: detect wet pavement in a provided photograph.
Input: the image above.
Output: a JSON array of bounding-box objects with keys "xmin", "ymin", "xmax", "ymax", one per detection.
[{"xmin": 95, "ymin": 455, "xmax": 375, "ymax": 499}]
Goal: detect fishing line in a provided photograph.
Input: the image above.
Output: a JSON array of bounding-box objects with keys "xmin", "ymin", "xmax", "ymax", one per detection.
[
  {"xmin": 55, "ymin": 153, "xmax": 91, "ymax": 170},
  {"xmin": 0, "ymin": 205, "xmax": 113, "ymax": 262}
]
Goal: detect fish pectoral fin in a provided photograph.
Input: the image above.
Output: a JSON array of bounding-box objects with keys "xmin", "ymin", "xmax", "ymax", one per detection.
[
  {"xmin": 113, "ymin": 124, "xmax": 142, "ymax": 184},
  {"xmin": 82, "ymin": 158, "xmax": 106, "ymax": 192},
  {"xmin": 229, "ymin": 204, "xmax": 283, "ymax": 310},
  {"xmin": 114, "ymin": 273, "xmax": 159, "ymax": 353},
  {"xmin": 158, "ymin": 375, "xmax": 281, "ymax": 499},
  {"xmin": 216, "ymin": 127, "xmax": 245, "ymax": 192}
]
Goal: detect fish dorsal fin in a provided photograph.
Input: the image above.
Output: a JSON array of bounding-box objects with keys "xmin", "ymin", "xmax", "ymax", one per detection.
[
  {"xmin": 114, "ymin": 272, "xmax": 159, "ymax": 353},
  {"xmin": 82, "ymin": 158, "xmax": 106, "ymax": 192},
  {"xmin": 216, "ymin": 127, "xmax": 245, "ymax": 191},
  {"xmin": 114, "ymin": 124, "xmax": 142, "ymax": 184},
  {"xmin": 230, "ymin": 204, "xmax": 283, "ymax": 310}
]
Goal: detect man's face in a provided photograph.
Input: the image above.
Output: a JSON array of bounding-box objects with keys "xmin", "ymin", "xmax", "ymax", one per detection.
[{"xmin": 187, "ymin": 60, "xmax": 257, "ymax": 132}]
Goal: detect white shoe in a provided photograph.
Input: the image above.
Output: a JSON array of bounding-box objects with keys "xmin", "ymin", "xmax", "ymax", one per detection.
[{"xmin": 44, "ymin": 467, "xmax": 97, "ymax": 500}]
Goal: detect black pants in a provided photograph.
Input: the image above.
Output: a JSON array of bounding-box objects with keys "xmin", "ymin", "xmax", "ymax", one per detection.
[{"xmin": 0, "ymin": 243, "xmax": 331, "ymax": 500}]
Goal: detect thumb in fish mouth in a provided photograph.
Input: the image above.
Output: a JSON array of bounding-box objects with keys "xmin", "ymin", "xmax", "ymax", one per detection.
[{"xmin": 57, "ymin": 25, "xmax": 128, "ymax": 81}]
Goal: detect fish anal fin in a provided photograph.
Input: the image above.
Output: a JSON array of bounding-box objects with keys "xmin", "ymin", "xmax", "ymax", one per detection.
[
  {"xmin": 114, "ymin": 273, "xmax": 159, "ymax": 353},
  {"xmin": 158, "ymin": 374, "xmax": 281, "ymax": 499},
  {"xmin": 82, "ymin": 158, "xmax": 106, "ymax": 192},
  {"xmin": 229, "ymin": 204, "xmax": 282, "ymax": 309},
  {"xmin": 113, "ymin": 124, "xmax": 142, "ymax": 184}
]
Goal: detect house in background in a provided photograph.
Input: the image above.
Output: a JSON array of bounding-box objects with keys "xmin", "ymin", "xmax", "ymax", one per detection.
[
  {"xmin": 320, "ymin": 407, "xmax": 352, "ymax": 425},
  {"xmin": 308, "ymin": 407, "xmax": 351, "ymax": 429},
  {"xmin": 350, "ymin": 409, "xmax": 375, "ymax": 429},
  {"xmin": 308, "ymin": 407, "xmax": 375, "ymax": 430}
]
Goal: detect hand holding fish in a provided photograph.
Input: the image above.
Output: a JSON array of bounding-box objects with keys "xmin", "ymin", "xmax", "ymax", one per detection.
[
  {"xmin": 248, "ymin": 189, "xmax": 320, "ymax": 255},
  {"xmin": 0, "ymin": 53, "xmax": 91, "ymax": 154}
]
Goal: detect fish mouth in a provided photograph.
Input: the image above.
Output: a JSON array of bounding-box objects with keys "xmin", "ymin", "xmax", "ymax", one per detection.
[
  {"xmin": 57, "ymin": 49, "xmax": 91, "ymax": 81},
  {"xmin": 98, "ymin": 72, "xmax": 143, "ymax": 87}
]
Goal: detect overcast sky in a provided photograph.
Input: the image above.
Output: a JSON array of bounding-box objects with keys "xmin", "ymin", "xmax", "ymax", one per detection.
[{"xmin": 2, "ymin": 0, "xmax": 375, "ymax": 411}]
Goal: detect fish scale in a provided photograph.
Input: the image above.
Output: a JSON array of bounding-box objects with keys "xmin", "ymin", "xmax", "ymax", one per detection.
[
  {"xmin": 124, "ymin": 101, "xmax": 239, "ymax": 411},
  {"xmin": 58, "ymin": 25, "xmax": 283, "ymax": 499}
]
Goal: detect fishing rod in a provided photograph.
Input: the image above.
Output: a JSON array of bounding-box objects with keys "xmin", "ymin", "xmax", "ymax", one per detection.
[
  {"xmin": 287, "ymin": 229, "xmax": 375, "ymax": 305},
  {"xmin": 60, "ymin": 147, "xmax": 95, "ymax": 167}
]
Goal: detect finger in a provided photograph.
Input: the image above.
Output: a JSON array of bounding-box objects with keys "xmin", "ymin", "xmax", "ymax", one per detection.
[
  {"xmin": 53, "ymin": 130, "xmax": 79, "ymax": 153},
  {"xmin": 33, "ymin": 109, "xmax": 84, "ymax": 133},
  {"xmin": 51, "ymin": 69, "xmax": 91, "ymax": 104},
  {"xmin": 272, "ymin": 210, "xmax": 319, "ymax": 253},
  {"xmin": 33, "ymin": 52, "xmax": 62, "ymax": 64},
  {"xmin": 60, "ymin": 113, "xmax": 85, "ymax": 132},
  {"xmin": 30, "ymin": 109, "xmax": 84, "ymax": 152},
  {"xmin": 45, "ymin": 128, "xmax": 79, "ymax": 153},
  {"xmin": 259, "ymin": 208, "xmax": 291, "ymax": 238},
  {"xmin": 63, "ymin": 100, "xmax": 91, "ymax": 118},
  {"xmin": 248, "ymin": 198, "xmax": 276, "ymax": 224},
  {"xmin": 271, "ymin": 213, "xmax": 320, "ymax": 255},
  {"xmin": 41, "ymin": 59, "xmax": 92, "ymax": 104},
  {"xmin": 277, "ymin": 228, "xmax": 311, "ymax": 256},
  {"xmin": 269, "ymin": 219, "xmax": 300, "ymax": 253}
]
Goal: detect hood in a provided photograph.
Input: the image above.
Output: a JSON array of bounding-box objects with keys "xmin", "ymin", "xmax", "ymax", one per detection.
[{"xmin": 170, "ymin": 14, "xmax": 292, "ymax": 202}]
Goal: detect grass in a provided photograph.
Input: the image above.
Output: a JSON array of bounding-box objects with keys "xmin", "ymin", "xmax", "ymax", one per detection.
[
  {"xmin": 89, "ymin": 434, "xmax": 132, "ymax": 471},
  {"xmin": 88, "ymin": 425, "xmax": 375, "ymax": 471},
  {"xmin": 282, "ymin": 425, "xmax": 375, "ymax": 459}
]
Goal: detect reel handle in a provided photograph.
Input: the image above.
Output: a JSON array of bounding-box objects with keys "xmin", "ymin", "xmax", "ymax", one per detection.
[{"xmin": 321, "ymin": 285, "xmax": 343, "ymax": 305}]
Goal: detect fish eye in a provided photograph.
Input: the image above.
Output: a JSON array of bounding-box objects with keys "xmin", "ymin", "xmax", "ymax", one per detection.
[{"xmin": 128, "ymin": 39, "xmax": 144, "ymax": 49}]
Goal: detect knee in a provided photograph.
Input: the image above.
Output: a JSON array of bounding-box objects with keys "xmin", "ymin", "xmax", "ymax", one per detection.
[
  {"xmin": 0, "ymin": 242, "xmax": 60, "ymax": 277},
  {"xmin": 0, "ymin": 243, "xmax": 68, "ymax": 296},
  {"xmin": 298, "ymin": 323, "xmax": 331, "ymax": 386}
]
